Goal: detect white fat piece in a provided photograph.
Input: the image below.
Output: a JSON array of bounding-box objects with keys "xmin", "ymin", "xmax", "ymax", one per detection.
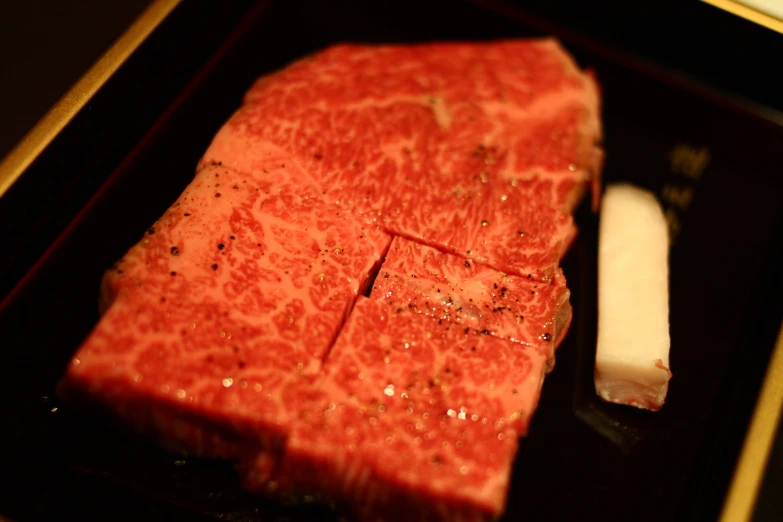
[{"xmin": 595, "ymin": 184, "xmax": 671, "ymax": 411}]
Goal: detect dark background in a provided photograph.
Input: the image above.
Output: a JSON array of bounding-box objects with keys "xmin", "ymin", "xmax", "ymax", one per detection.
[
  {"xmin": 0, "ymin": 0, "xmax": 153, "ymax": 160},
  {"xmin": 3, "ymin": 0, "xmax": 783, "ymax": 161}
]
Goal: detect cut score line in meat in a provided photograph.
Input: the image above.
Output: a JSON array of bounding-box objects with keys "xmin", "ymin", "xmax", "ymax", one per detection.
[
  {"xmin": 243, "ymin": 297, "xmax": 550, "ymax": 520},
  {"xmin": 202, "ymin": 39, "xmax": 602, "ymax": 282},
  {"xmin": 595, "ymin": 184, "xmax": 671, "ymax": 411},
  {"xmin": 59, "ymin": 38, "xmax": 603, "ymax": 522},
  {"xmin": 371, "ymin": 237, "xmax": 572, "ymax": 369}
]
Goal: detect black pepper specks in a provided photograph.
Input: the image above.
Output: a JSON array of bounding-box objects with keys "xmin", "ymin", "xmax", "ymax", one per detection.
[
  {"xmin": 215, "ymin": 193, "xmax": 221, "ymax": 198},
  {"xmin": 211, "ymin": 264, "xmax": 218, "ymax": 270},
  {"xmin": 147, "ymin": 226, "xmax": 156, "ymax": 235},
  {"xmin": 170, "ymin": 271, "xmax": 177, "ymax": 276},
  {"xmin": 464, "ymin": 261, "xmax": 471, "ymax": 268},
  {"xmin": 218, "ymin": 244, "xmax": 225, "ymax": 250},
  {"xmin": 230, "ymin": 236, "xmax": 236, "ymax": 240},
  {"xmin": 170, "ymin": 246, "xmax": 180, "ymax": 256},
  {"xmin": 184, "ymin": 212, "xmax": 191, "ymax": 217}
]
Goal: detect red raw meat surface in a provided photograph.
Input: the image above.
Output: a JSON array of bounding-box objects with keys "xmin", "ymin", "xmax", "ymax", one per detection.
[
  {"xmin": 60, "ymin": 38, "xmax": 602, "ymax": 521},
  {"xmin": 246, "ymin": 297, "xmax": 547, "ymax": 521},
  {"xmin": 201, "ymin": 39, "xmax": 601, "ymax": 281},
  {"xmin": 370, "ymin": 236, "xmax": 573, "ymax": 364},
  {"xmin": 62, "ymin": 164, "xmax": 390, "ymax": 456}
]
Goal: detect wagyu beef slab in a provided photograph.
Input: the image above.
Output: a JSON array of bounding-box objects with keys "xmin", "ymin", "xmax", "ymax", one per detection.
[
  {"xmin": 61, "ymin": 164, "xmax": 389, "ymax": 457},
  {"xmin": 201, "ymin": 39, "xmax": 601, "ymax": 281},
  {"xmin": 60, "ymin": 37, "xmax": 603, "ymax": 521},
  {"xmin": 370, "ymin": 236, "xmax": 573, "ymax": 361},
  {"xmin": 246, "ymin": 297, "xmax": 548, "ymax": 522}
]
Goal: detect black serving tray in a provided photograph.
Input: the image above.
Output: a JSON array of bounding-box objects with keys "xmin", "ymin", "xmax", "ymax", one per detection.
[{"xmin": 0, "ymin": 1, "xmax": 782, "ymax": 521}]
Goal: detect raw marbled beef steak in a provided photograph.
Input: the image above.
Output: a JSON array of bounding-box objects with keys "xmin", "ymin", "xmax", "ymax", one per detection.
[
  {"xmin": 370, "ymin": 236, "xmax": 572, "ymax": 365},
  {"xmin": 61, "ymin": 164, "xmax": 390, "ymax": 457},
  {"xmin": 244, "ymin": 297, "xmax": 549, "ymax": 522},
  {"xmin": 61, "ymin": 38, "xmax": 602, "ymax": 522},
  {"xmin": 201, "ymin": 39, "xmax": 601, "ymax": 281},
  {"xmin": 241, "ymin": 238, "xmax": 573, "ymax": 520}
]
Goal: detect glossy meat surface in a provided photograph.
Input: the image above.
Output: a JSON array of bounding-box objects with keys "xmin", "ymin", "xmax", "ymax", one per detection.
[
  {"xmin": 61, "ymin": 38, "xmax": 602, "ymax": 521},
  {"xmin": 63, "ymin": 164, "xmax": 390, "ymax": 455},
  {"xmin": 259, "ymin": 297, "xmax": 548, "ymax": 521},
  {"xmin": 371, "ymin": 236, "xmax": 572, "ymax": 364}
]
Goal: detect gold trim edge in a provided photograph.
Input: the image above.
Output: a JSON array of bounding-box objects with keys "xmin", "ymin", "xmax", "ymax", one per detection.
[
  {"xmin": 702, "ymin": 0, "xmax": 783, "ymax": 34},
  {"xmin": 720, "ymin": 323, "xmax": 783, "ymax": 522},
  {"xmin": 0, "ymin": 0, "xmax": 182, "ymax": 199}
]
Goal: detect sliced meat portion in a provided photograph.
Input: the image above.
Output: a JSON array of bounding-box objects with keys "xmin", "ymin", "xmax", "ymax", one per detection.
[
  {"xmin": 61, "ymin": 164, "xmax": 390, "ymax": 457},
  {"xmin": 381, "ymin": 172, "xmax": 576, "ymax": 283},
  {"xmin": 201, "ymin": 38, "xmax": 601, "ymax": 280},
  {"xmin": 60, "ymin": 37, "xmax": 602, "ymax": 522},
  {"xmin": 242, "ymin": 297, "xmax": 549, "ymax": 522},
  {"xmin": 370, "ymin": 236, "xmax": 572, "ymax": 365}
]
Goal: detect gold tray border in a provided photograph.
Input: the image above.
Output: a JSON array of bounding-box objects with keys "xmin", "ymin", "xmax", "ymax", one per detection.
[
  {"xmin": 0, "ymin": 1, "xmax": 781, "ymax": 519},
  {"xmin": 0, "ymin": 0, "xmax": 181, "ymax": 199},
  {"xmin": 703, "ymin": 0, "xmax": 783, "ymax": 34},
  {"xmin": 720, "ymin": 325, "xmax": 783, "ymax": 522}
]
